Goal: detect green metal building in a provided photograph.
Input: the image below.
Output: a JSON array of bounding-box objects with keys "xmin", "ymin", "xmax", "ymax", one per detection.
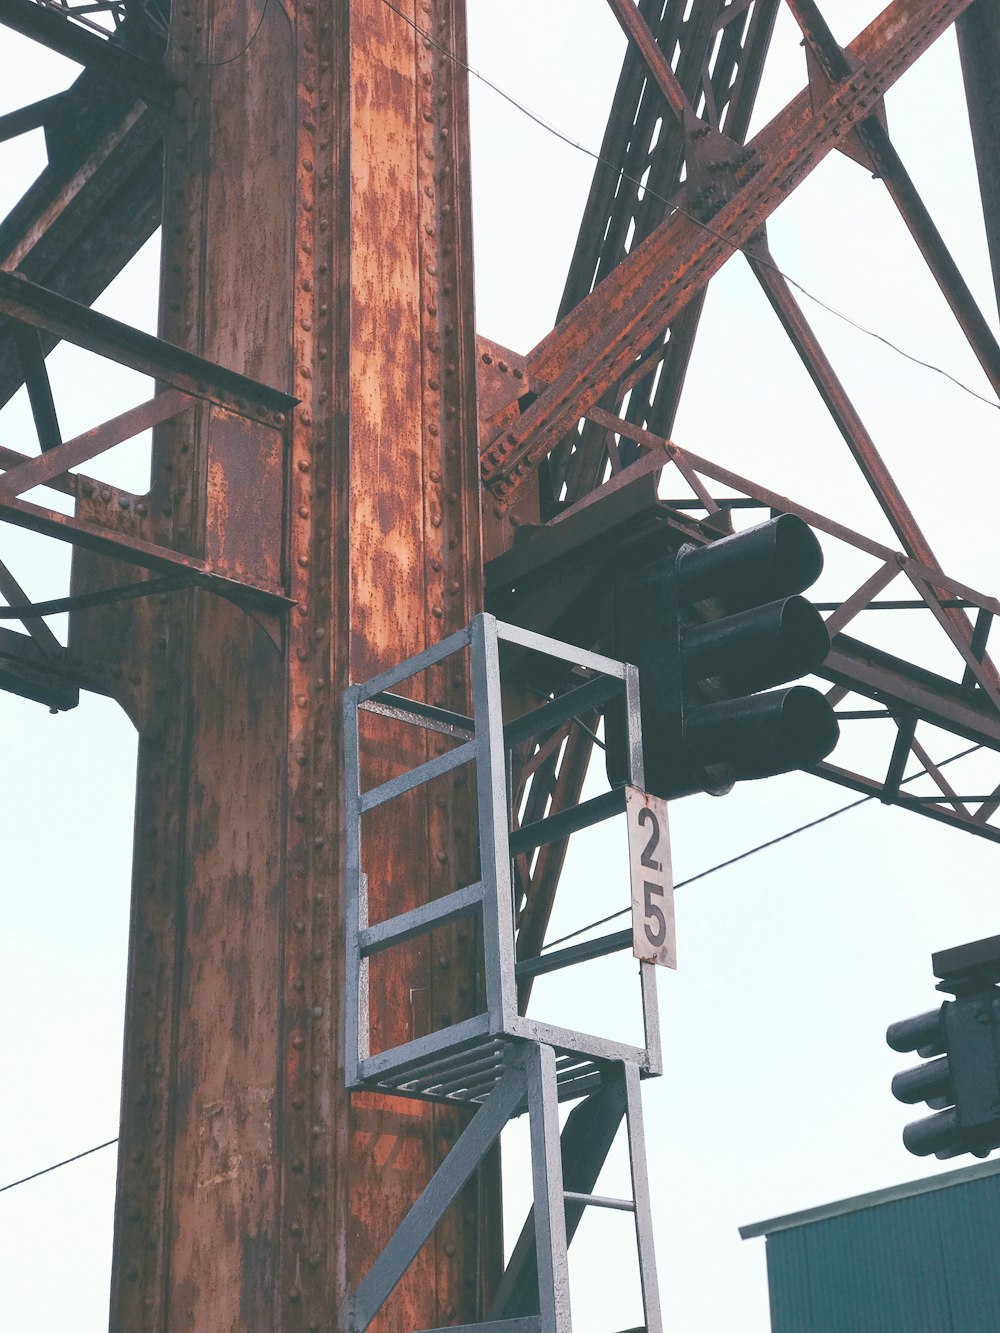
[{"xmin": 741, "ymin": 1159, "xmax": 1000, "ymax": 1332}]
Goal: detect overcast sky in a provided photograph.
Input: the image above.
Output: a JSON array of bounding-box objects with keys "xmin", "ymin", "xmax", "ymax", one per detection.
[{"xmin": 2, "ymin": 3, "xmax": 999, "ymax": 1330}]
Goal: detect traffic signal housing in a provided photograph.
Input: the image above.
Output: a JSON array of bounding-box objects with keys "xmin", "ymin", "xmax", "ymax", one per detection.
[
  {"xmin": 605, "ymin": 514, "xmax": 839, "ymax": 799},
  {"xmin": 887, "ymin": 935, "xmax": 1000, "ymax": 1160}
]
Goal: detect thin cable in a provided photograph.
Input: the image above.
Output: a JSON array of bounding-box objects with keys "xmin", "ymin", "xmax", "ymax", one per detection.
[
  {"xmin": 0, "ymin": 1138, "xmax": 118, "ymax": 1195},
  {"xmin": 781, "ymin": 275, "xmax": 1000, "ymax": 412},
  {"xmin": 540, "ymin": 743, "xmax": 984, "ymax": 952},
  {"xmin": 381, "ymin": 0, "xmax": 1000, "ymax": 416},
  {"xmin": 196, "ymin": 0, "xmax": 270, "ymax": 67}
]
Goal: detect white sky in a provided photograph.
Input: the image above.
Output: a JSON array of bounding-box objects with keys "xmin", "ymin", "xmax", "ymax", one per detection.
[{"xmin": 2, "ymin": 3, "xmax": 999, "ymax": 1330}]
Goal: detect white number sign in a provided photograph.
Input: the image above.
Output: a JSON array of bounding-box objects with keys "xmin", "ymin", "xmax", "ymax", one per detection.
[{"xmin": 626, "ymin": 786, "xmax": 676, "ymax": 969}]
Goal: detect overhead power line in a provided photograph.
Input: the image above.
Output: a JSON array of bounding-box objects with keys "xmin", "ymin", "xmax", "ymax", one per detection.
[
  {"xmin": 197, "ymin": 0, "xmax": 271, "ymax": 66},
  {"xmin": 382, "ymin": 0, "xmax": 1000, "ymax": 416},
  {"xmin": 1, "ymin": 765, "xmax": 986, "ymax": 1184},
  {"xmin": 0, "ymin": 1138, "xmax": 119, "ymax": 1195},
  {"xmin": 541, "ymin": 743, "xmax": 985, "ymax": 953}
]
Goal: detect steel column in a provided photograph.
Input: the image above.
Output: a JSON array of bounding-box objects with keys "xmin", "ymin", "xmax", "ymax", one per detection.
[{"xmin": 104, "ymin": 1, "xmax": 492, "ymax": 1329}]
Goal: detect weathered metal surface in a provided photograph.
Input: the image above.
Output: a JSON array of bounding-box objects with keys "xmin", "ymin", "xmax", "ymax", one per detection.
[
  {"xmin": 0, "ymin": 483, "xmax": 290, "ymax": 605},
  {"xmin": 0, "ymin": 0, "xmax": 174, "ymax": 104},
  {"xmin": 106, "ymin": 2, "xmax": 300, "ymax": 1319},
  {"xmin": 1, "ymin": 0, "xmax": 998, "ymax": 1325},
  {"xmin": 745, "ymin": 232, "xmax": 986, "ymax": 646},
  {"xmin": 481, "ymin": 0, "xmax": 975, "ymax": 503},
  {"xmin": 957, "ymin": 0, "xmax": 1000, "ymax": 320},
  {"xmin": 604, "ymin": 0, "xmax": 696, "ymax": 123},
  {"xmin": 12, "ymin": 323, "xmax": 61, "ymax": 451},
  {"xmin": 0, "ymin": 81, "xmax": 162, "ymax": 410},
  {"xmin": 0, "ymin": 271, "xmax": 294, "ymax": 420},
  {"xmin": 0, "ymin": 554, "xmax": 62, "ymax": 654},
  {"xmin": 562, "ymin": 423, "xmax": 1000, "ymax": 841},
  {"xmin": 787, "ymin": 0, "xmax": 1000, "ymax": 397},
  {"xmin": 78, "ymin": 0, "xmax": 494, "ymax": 1327},
  {"xmin": 0, "ymin": 621, "xmax": 77, "ymax": 708},
  {"xmin": 0, "ymin": 90, "xmax": 65, "ymax": 143},
  {"xmin": 342, "ymin": 2, "xmax": 490, "ymax": 1327},
  {"xmin": 0, "ymin": 389, "xmax": 189, "ymax": 498},
  {"xmin": 546, "ymin": 0, "xmax": 779, "ymax": 509}
]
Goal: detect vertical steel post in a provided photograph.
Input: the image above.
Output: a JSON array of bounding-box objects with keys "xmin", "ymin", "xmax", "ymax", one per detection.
[
  {"xmin": 107, "ymin": 1, "xmax": 494, "ymax": 1328},
  {"xmin": 525, "ymin": 1044, "xmax": 573, "ymax": 1333}
]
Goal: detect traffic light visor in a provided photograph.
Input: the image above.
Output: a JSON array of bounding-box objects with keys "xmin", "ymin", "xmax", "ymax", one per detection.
[
  {"xmin": 686, "ymin": 684, "xmax": 839, "ymax": 782},
  {"xmin": 676, "ymin": 513, "xmax": 824, "ymax": 608}
]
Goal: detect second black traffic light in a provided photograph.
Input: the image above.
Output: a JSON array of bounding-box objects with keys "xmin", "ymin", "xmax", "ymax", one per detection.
[
  {"xmin": 887, "ymin": 935, "xmax": 1000, "ymax": 1161},
  {"xmin": 606, "ymin": 513, "xmax": 839, "ymax": 799}
]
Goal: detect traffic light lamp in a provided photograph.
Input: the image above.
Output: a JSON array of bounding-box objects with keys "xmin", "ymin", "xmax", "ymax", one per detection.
[
  {"xmin": 605, "ymin": 513, "xmax": 839, "ymax": 799},
  {"xmin": 887, "ymin": 935, "xmax": 1000, "ymax": 1160}
]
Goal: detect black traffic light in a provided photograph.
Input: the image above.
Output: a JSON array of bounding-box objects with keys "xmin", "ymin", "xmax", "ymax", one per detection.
[
  {"xmin": 605, "ymin": 513, "xmax": 839, "ymax": 799},
  {"xmin": 887, "ymin": 935, "xmax": 1000, "ymax": 1160}
]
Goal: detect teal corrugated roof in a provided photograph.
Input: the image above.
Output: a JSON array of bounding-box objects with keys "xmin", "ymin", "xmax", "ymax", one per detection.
[{"xmin": 741, "ymin": 1161, "xmax": 1000, "ymax": 1333}]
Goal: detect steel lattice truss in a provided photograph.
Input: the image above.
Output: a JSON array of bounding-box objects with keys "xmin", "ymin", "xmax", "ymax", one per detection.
[
  {"xmin": 2, "ymin": 0, "xmax": 1000, "ymax": 1326},
  {"xmin": 1, "ymin": 1, "xmax": 998, "ymax": 964},
  {"xmin": 474, "ymin": 0, "xmax": 1000, "ymax": 969}
]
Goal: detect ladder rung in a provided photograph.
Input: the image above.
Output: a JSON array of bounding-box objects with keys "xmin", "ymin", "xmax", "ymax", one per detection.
[{"xmin": 563, "ymin": 1189, "xmax": 635, "ymax": 1213}]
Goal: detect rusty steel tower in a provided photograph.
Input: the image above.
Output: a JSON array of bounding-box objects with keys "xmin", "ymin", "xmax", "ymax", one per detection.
[{"xmin": 2, "ymin": 1, "xmax": 1000, "ymax": 1329}]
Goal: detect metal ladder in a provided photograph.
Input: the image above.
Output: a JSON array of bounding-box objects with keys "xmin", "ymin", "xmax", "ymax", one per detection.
[{"xmin": 344, "ymin": 614, "xmax": 666, "ymax": 1332}]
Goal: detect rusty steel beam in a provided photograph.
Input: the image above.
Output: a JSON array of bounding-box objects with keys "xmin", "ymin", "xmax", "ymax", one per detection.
[
  {"xmin": 746, "ymin": 235, "xmax": 965, "ymax": 585},
  {"xmin": 0, "ymin": 91, "xmax": 66, "ymax": 144},
  {"xmin": 0, "ymin": 0, "xmax": 174, "ymax": 104},
  {"xmin": 957, "ymin": 0, "xmax": 1000, "ymax": 321},
  {"xmin": 604, "ymin": 0, "xmax": 695, "ymax": 124},
  {"xmin": 482, "ymin": 0, "xmax": 975, "ymax": 504},
  {"xmin": 0, "ymin": 389, "xmax": 190, "ymax": 498},
  {"xmin": 92, "ymin": 1, "xmax": 497, "ymax": 1329},
  {"xmin": 496, "ymin": 414, "xmax": 1000, "ymax": 844},
  {"xmin": 814, "ymin": 761, "xmax": 1000, "ymax": 843},
  {"xmin": 787, "ymin": 0, "xmax": 1000, "ymax": 397},
  {"xmin": 13, "ymin": 322, "xmax": 62, "ymax": 452},
  {"xmin": 0, "ymin": 486, "xmax": 292, "ymax": 609},
  {"xmin": 0, "ymin": 623, "xmax": 77, "ymax": 708},
  {"xmin": 543, "ymin": 0, "xmax": 778, "ymax": 510},
  {"xmin": 0, "ymin": 84, "xmax": 163, "ymax": 410},
  {"xmin": 0, "ymin": 553, "xmax": 63, "ymax": 654},
  {"xmin": 824, "ymin": 637, "xmax": 1000, "ymax": 749},
  {"xmin": 0, "ymin": 270, "xmax": 294, "ymax": 418}
]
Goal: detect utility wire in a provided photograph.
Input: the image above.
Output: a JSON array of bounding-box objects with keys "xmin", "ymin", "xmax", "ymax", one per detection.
[
  {"xmin": 0, "ymin": 1138, "xmax": 118, "ymax": 1195},
  {"xmin": 540, "ymin": 743, "xmax": 985, "ymax": 952},
  {"xmin": 196, "ymin": 0, "xmax": 270, "ymax": 67},
  {"xmin": 4, "ymin": 14, "xmax": 989, "ymax": 1200},
  {"xmin": 381, "ymin": 0, "xmax": 1000, "ymax": 416},
  {"xmin": 5, "ymin": 737, "xmax": 984, "ymax": 1189}
]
